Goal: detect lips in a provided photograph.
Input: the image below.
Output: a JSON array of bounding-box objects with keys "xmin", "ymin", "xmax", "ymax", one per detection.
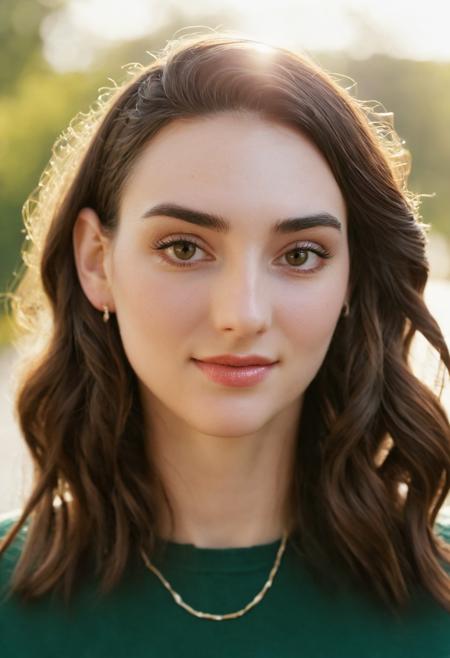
[
  {"xmin": 193, "ymin": 361, "xmax": 274, "ymax": 386},
  {"xmin": 194, "ymin": 354, "xmax": 277, "ymax": 367}
]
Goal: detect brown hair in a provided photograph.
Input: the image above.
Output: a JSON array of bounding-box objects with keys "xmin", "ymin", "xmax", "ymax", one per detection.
[{"xmin": 1, "ymin": 31, "xmax": 450, "ymax": 614}]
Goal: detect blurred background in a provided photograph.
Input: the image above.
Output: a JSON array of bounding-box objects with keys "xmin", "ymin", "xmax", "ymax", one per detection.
[{"xmin": 0, "ymin": 0, "xmax": 449, "ymax": 519}]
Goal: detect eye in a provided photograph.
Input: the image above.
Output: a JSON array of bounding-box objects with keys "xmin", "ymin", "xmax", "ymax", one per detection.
[
  {"xmin": 152, "ymin": 236, "xmax": 208, "ymax": 268},
  {"xmin": 151, "ymin": 235, "xmax": 332, "ymax": 274},
  {"xmin": 280, "ymin": 241, "xmax": 331, "ymax": 273}
]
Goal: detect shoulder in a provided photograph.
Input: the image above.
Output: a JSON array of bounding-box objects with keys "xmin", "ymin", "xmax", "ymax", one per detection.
[
  {"xmin": 435, "ymin": 522, "xmax": 450, "ymax": 544},
  {"xmin": 0, "ymin": 509, "xmax": 28, "ymax": 592},
  {"xmin": 0, "ymin": 509, "xmax": 23, "ymax": 531},
  {"xmin": 0, "ymin": 509, "xmax": 27, "ymax": 544},
  {"xmin": 433, "ymin": 514, "xmax": 450, "ymax": 577},
  {"xmin": 435, "ymin": 508, "xmax": 450, "ymax": 544}
]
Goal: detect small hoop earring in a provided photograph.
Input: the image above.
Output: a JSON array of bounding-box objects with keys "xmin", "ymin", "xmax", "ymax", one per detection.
[
  {"xmin": 342, "ymin": 302, "xmax": 350, "ymax": 317},
  {"xmin": 102, "ymin": 304, "xmax": 110, "ymax": 322}
]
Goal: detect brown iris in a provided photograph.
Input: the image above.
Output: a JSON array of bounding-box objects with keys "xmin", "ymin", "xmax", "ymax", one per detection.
[
  {"xmin": 285, "ymin": 248, "xmax": 308, "ymax": 267},
  {"xmin": 173, "ymin": 241, "xmax": 196, "ymax": 260}
]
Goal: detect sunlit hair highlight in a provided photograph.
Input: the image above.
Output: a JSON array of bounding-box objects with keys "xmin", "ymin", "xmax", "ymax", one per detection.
[{"xmin": 1, "ymin": 31, "xmax": 449, "ymax": 614}]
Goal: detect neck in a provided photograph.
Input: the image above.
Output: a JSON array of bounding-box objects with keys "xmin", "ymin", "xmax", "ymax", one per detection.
[{"xmin": 145, "ymin": 400, "xmax": 301, "ymax": 549}]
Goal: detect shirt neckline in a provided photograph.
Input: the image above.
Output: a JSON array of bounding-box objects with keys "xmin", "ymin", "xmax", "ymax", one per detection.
[{"xmin": 151, "ymin": 535, "xmax": 286, "ymax": 573}]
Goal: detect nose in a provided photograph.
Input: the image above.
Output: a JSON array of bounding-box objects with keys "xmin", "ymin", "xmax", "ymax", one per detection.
[{"xmin": 210, "ymin": 257, "xmax": 272, "ymax": 337}]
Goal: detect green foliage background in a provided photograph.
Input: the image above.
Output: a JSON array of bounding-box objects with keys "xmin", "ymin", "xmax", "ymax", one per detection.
[{"xmin": 1, "ymin": 1, "xmax": 449, "ymax": 346}]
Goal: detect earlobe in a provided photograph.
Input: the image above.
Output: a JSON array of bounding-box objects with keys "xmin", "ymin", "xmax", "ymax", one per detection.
[{"xmin": 72, "ymin": 207, "xmax": 115, "ymax": 313}]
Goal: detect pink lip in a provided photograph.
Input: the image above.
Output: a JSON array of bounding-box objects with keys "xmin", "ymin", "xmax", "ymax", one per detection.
[
  {"xmin": 196, "ymin": 354, "xmax": 276, "ymax": 367},
  {"xmin": 192, "ymin": 359, "xmax": 277, "ymax": 387}
]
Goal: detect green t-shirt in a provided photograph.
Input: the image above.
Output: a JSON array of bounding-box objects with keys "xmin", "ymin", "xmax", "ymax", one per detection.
[{"xmin": 1, "ymin": 512, "xmax": 449, "ymax": 657}]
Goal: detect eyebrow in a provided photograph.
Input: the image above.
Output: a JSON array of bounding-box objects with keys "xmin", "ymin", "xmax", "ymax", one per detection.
[{"xmin": 140, "ymin": 202, "xmax": 342, "ymax": 234}]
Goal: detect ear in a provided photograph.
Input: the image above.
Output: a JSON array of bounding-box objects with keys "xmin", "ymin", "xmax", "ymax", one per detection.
[{"xmin": 72, "ymin": 207, "xmax": 115, "ymax": 313}]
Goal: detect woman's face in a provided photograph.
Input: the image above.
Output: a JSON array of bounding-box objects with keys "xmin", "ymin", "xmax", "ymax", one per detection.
[{"xmin": 101, "ymin": 111, "xmax": 350, "ymax": 437}]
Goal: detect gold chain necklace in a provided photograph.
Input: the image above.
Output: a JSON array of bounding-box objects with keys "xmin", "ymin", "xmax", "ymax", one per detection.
[{"xmin": 139, "ymin": 530, "xmax": 289, "ymax": 621}]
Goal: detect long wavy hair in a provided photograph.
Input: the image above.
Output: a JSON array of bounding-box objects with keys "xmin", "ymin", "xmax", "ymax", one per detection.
[{"xmin": 1, "ymin": 32, "xmax": 450, "ymax": 614}]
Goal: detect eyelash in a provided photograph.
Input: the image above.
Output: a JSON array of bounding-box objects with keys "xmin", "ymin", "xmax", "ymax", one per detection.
[{"xmin": 151, "ymin": 234, "xmax": 332, "ymax": 274}]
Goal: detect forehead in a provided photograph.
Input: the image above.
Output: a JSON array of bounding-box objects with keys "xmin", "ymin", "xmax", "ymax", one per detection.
[{"xmin": 119, "ymin": 111, "xmax": 347, "ymax": 231}]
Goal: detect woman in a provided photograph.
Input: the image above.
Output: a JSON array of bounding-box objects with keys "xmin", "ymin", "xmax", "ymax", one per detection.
[{"xmin": 1, "ymin": 32, "xmax": 449, "ymax": 657}]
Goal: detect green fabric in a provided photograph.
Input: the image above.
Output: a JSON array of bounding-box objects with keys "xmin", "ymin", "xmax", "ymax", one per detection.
[{"xmin": 1, "ymin": 512, "xmax": 449, "ymax": 657}]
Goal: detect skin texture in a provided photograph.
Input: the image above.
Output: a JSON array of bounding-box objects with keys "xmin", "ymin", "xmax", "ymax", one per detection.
[{"xmin": 73, "ymin": 111, "xmax": 350, "ymax": 548}]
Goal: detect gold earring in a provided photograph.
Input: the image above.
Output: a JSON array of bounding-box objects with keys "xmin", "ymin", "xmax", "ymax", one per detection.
[
  {"xmin": 102, "ymin": 304, "xmax": 110, "ymax": 322},
  {"xmin": 342, "ymin": 302, "xmax": 350, "ymax": 317}
]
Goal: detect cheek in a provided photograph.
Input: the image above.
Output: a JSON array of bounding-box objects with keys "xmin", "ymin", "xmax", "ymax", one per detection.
[
  {"xmin": 279, "ymin": 284, "xmax": 345, "ymax": 357},
  {"xmin": 114, "ymin": 264, "xmax": 203, "ymax": 350}
]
